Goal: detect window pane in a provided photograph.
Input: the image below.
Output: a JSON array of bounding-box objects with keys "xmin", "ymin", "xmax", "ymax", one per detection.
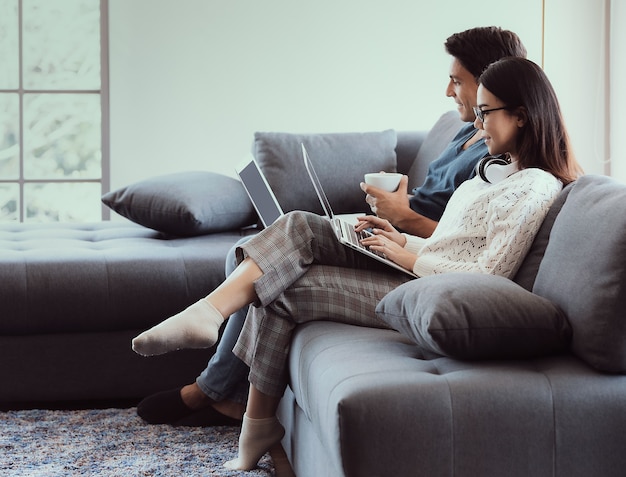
[
  {"xmin": 23, "ymin": 0, "xmax": 101, "ymax": 90},
  {"xmin": 0, "ymin": 93, "xmax": 20, "ymax": 179},
  {"xmin": 0, "ymin": 183, "xmax": 19, "ymax": 221},
  {"xmin": 23, "ymin": 93, "xmax": 101, "ymax": 179},
  {"xmin": 25, "ymin": 182, "xmax": 101, "ymax": 222},
  {"xmin": 0, "ymin": 0, "xmax": 19, "ymax": 89}
]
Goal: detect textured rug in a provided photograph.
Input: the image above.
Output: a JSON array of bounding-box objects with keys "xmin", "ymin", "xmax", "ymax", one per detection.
[{"xmin": 0, "ymin": 407, "xmax": 274, "ymax": 476}]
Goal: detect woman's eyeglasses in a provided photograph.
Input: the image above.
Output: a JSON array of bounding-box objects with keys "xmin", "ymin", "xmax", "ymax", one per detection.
[{"xmin": 473, "ymin": 106, "xmax": 509, "ymax": 123}]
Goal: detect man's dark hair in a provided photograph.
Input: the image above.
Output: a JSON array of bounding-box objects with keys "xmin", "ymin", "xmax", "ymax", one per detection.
[{"xmin": 445, "ymin": 26, "xmax": 527, "ymax": 80}]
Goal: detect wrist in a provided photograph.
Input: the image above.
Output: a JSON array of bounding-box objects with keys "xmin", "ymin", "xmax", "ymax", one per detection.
[
  {"xmin": 395, "ymin": 210, "xmax": 421, "ymax": 233},
  {"xmin": 395, "ymin": 210, "xmax": 437, "ymax": 238}
]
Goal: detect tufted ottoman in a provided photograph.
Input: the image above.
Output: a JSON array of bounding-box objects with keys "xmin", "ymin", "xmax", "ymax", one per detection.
[{"xmin": 0, "ymin": 221, "xmax": 250, "ymax": 407}]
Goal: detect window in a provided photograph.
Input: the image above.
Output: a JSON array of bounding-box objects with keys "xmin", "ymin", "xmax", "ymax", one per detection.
[{"xmin": 0, "ymin": 0, "xmax": 108, "ymax": 222}]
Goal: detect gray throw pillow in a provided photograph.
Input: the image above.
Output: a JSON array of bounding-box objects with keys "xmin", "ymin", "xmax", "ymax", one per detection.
[
  {"xmin": 102, "ymin": 171, "xmax": 256, "ymax": 236},
  {"xmin": 253, "ymin": 130, "xmax": 397, "ymax": 215},
  {"xmin": 533, "ymin": 175, "xmax": 626, "ymax": 374},
  {"xmin": 376, "ymin": 273, "xmax": 571, "ymax": 360}
]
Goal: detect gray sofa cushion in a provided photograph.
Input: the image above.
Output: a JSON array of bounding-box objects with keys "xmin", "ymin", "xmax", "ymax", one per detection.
[
  {"xmin": 376, "ymin": 273, "xmax": 571, "ymax": 360},
  {"xmin": 0, "ymin": 222, "xmax": 250, "ymax": 334},
  {"xmin": 253, "ymin": 130, "xmax": 397, "ymax": 215},
  {"xmin": 284, "ymin": 321, "xmax": 626, "ymax": 477},
  {"xmin": 102, "ymin": 171, "xmax": 256, "ymax": 236},
  {"xmin": 533, "ymin": 175, "xmax": 626, "ymax": 374}
]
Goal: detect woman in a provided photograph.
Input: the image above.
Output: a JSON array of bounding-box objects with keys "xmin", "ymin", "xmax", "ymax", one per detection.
[{"xmin": 132, "ymin": 57, "xmax": 581, "ymax": 475}]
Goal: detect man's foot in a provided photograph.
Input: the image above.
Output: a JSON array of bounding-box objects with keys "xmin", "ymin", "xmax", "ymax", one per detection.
[
  {"xmin": 136, "ymin": 385, "xmax": 241, "ymax": 427},
  {"xmin": 180, "ymin": 382, "xmax": 212, "ymax": 410}
]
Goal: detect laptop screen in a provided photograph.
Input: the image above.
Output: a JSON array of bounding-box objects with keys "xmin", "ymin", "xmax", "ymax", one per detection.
[
  {"xmin": 302, "ymin": 143, "xmax": 335, "ymax": 220},
  {"xmin": 236, "ymin": 158, "xmax": 284, "ymax": 228}
]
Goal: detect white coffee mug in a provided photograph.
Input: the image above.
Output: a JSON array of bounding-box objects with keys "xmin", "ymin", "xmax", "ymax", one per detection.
[{"xmin": 364, "ymin": 172, "xmax": 402, "ymax": 192}]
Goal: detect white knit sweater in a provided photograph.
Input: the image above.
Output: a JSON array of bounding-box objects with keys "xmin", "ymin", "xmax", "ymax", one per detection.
[{"xmin": 404, "ymin": 168, "xmax": 562, "ymax": 278}]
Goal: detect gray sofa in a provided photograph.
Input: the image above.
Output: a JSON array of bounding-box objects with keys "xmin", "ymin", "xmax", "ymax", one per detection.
[
  {"xmin": 276, "ymin": 163, "xmax": 626, "ymax": 473},
  {"xmin": 2, "ymin": 111, "xmax": 625, "ymax": 477},
  {"xmin": 0, "ymin": 114, "xmax": 443, "ymax": 407},
  {"xmin": 0, "ymin": 223, "xmax": 250, "ymax": 406}
]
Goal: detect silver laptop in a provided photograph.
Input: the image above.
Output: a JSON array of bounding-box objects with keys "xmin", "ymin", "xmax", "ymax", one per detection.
[
  {"xmin": 236, "ymin": 156, "xmax": 284, "ymax": 228},
  {"xmin": 301, "ymin": 144, "xmax": 417, "ymax": 277}
]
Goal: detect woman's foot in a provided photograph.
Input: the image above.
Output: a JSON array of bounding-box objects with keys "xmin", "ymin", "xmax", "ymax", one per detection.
[
  {"xmin": 224, "ymin": 414, "xmax": 295, "ymax": 476},
  {"xmin": 132, "ymin": 298, "xmax": 224, "ymax": 356}
]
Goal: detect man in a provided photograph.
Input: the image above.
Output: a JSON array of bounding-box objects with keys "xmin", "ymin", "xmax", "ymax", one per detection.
[
  {"xmin": 136, "ymin": 26, "xmax": 527, "ymax": 427},
  {"xmin": 364, "ymin": 27, "xmax": 527, "ymax": 237}
]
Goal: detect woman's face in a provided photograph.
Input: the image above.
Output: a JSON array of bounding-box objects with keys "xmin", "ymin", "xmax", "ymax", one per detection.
[{"xmin": 474, "ymin": 84, "xmax": 522, "ymax": 158}]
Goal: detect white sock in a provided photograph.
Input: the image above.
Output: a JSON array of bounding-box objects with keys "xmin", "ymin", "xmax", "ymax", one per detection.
[
  {"xmin": 131, "ymin": 299, "xmax": 224, "ymax": 356},
  {"xmin": 224, "ymin": 414, "xmax": 285, "ymax": 471}
]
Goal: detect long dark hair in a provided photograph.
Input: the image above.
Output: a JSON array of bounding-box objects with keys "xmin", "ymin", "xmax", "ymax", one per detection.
[{"xmin": 479, "ymin": 57, "xmax": 582, "ymax": 184}]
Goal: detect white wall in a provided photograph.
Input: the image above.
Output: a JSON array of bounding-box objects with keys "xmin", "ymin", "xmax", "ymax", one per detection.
[
  {"xmin": 544, "ymin": 0, "xmax": 608, "ymax": 178},
  {"xmin": 609, "ymin": 0, "xmax": 625, "ymax": 182},
  {"xmin": 108, "ymin": 0, "xmax": 543, "ymax": 188},
  {"xmin": 543, "ymin": 0, "xmax": 625, "ymax": 183}
]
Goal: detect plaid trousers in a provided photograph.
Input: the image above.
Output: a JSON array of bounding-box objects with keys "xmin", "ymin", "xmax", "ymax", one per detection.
[{"xmin": 232, "ymin": 211, "xmax": 413, "ymax": 397}]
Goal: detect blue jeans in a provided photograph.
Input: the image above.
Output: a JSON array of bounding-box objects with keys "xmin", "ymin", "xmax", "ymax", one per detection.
[{"xmin": 195, "ymin": 236, "xmax": 252, "ymax": 404}]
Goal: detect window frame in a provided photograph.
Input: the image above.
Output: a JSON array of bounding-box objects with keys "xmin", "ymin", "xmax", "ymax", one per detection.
[{"xmin": 0, "ymin": 0, "xmax": 110, "ymax": 221}]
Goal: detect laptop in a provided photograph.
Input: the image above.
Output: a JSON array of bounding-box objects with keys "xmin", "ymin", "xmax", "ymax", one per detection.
[
  {"xmin": 301, "ymin": 144, "xmax": 417, "ymax": 277},
  {"xmin": 236, "ymin": 156, "xmax": 284, "ymax": 228}
]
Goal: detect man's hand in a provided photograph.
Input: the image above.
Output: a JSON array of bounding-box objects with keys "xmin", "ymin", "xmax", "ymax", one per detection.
[
  {"xmin": 360, "ymin": 175, "xmax": 410, "ymax": 222},
  {"xmin": 360, "ymin": 175, "xmax": 438, "ymax": 238}
]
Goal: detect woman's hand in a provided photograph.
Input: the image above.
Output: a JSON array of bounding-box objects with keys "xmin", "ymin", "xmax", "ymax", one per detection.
[
  {"xmin": 355, "ymin": 216, "xmax": 417, "ymax": 271},
  {"xmin": 355, "ymin": 215, "xmax": 406, "ymax": 246}
]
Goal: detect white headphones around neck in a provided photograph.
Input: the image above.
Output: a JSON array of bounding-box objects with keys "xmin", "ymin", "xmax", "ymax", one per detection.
[{"xmin": 476, "ymin": 155, "xmax": 519, "ymax": 184}]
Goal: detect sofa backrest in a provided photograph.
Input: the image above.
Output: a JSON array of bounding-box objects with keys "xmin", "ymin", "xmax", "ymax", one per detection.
[
  {"xmin": 531, "ymin": 174, "xmax": 626, "ymax": 374},
  {"xmin": 512, "ymin": 182, "xmax": 574, "ymax": 291},
  {"xmin": 405, "ymin": 111, "xmax": 465, "ymax": 190},
  {"xmin": 395, "ymin": 130, "xmax": 427, "ymax": 176},
  {"xmin": 249, "ymin": 111, "xmax": 464, "ymax": 217}
]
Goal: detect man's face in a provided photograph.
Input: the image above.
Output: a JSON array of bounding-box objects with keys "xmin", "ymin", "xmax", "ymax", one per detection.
[{"xmin": 445, "ymin": 58, "xmax": 479, "ymax": 123}]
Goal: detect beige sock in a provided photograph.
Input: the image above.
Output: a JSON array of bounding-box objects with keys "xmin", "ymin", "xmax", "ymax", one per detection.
[
  {"xmin": 223, "ymin": 414, "xmax": 285, "ymax": 471},
  {"xmin": 131, "ymin": 299, "xmax": 223, "ymax": 356}
]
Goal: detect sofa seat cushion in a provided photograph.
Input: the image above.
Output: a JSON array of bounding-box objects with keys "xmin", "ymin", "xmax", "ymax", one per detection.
[
  {"xmin": 0, "ymin": 221, "xmax": 252, "ymax": 335},
  {"xmin": 286, "ymin": 321, "xmax": 626, "ymax": 477}
]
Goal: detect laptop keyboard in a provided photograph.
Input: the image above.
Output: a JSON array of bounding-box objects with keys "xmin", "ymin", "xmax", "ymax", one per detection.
[{"xmin": 343, "ymin": 222, "xmax": 386, "ymax": 258}]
